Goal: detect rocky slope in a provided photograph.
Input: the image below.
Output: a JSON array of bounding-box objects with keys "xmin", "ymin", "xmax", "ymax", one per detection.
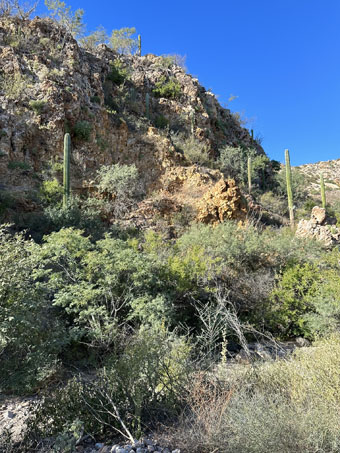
[
  {"xmin": 0, "ymin": 16, "xmax": 263, "ymax": 225},
  {"xmin": 295, "ymin": 159, "xmax": 340, "ymax": 205}
]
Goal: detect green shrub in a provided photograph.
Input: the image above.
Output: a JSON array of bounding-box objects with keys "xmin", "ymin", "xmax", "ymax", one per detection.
[
  {"xmin": 153, "ymin": 76, "xmax": 181, "ymax": 100},
  {"xmin": 27, "ymin": 328, "xmax": 191, "ymax": 442},
  {"xmin": 72, "ymin": 121, "xmax": 92, "ymax": 141},
  {"xmin": 29, "ymin": 99, "xmax": 46, "ymax": 115},
  {"xmin": 0, "ymin": 227, "xmax": 67, "ymax": 393},
  {"xmin": 7, "ymin": 160, "xmax": 31, "ymax": 170},
  {"xmin": 106, "ymin": 59, "xmax": 129, "ymax": 85},
  {"xmin": 90, "ymin": 95, "xmax": 101, "ymax": 104},
  {"xmin": 39, "ymin": 178, "xmax": 63, "ymax": 206},
  {"xmin": 267, "ymin": 263, "xmax": 320, "ymax": 338},
  {"xmin": 171, "ymin": 133, "xmax": 211, "ymax": 166},
  {"xmin": 154, "ymin": 114, "xmax": 169, "ymax": 129}
]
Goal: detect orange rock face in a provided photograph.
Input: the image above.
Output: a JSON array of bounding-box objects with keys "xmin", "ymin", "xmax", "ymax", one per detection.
[{"xmin": 196, "ymin": 178, "xmax": 247, "ymax": 225}]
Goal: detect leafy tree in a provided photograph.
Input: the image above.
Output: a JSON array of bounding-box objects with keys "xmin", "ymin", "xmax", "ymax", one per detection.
[
  {"xmin": 109, "ymin": 27, "xmax": 138, "ymax": 55},
  {"xmin": 0, "ymin": 226, "xmax": 67, "ymax": 392},
  {"xmin": 45, "ymin": 0, "xmax": 85, "ymax": 37},
  {"xmin": 79, "ymin": 25, "xmax": 108, "ymax": 51}
]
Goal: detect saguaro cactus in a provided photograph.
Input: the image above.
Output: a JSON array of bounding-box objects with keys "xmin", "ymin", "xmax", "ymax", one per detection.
[
  {"xmin": 320, "ymin": 173, "xmax": 326, "ymax": 209},
  {"xmin": 63, "ymin": 133, "xmax": 71, "ymax": 208},
  {"xmin": 138, "ymin": 34, "xmax": 141, "ymax": 56},
  {"xmin": 247, "ymin": 155, "xmax": 252, "ymax": 194},
  {"xmin": 285, "ymin": 149, "xmax": 294, "ymax": 228},
  {"xmin": 145, "ymin": 92, "xmax": 150, "ymax": 119}
]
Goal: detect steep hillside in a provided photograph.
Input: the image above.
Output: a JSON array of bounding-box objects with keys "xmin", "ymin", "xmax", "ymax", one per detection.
[
  {"xmin": 295, "ymin": 159, "xmax": 340, "ymax": 205},
  {"xmin": 0, "ymin": 15, "xmax": 264, "ymax": 227}
]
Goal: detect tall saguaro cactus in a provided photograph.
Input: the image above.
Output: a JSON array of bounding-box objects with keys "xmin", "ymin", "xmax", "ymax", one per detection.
[
  {"xmin": 247, "ymin": 155, "xmax": 252, "ymax": 194},
  {"xmin": 320, "ymin": 173, "xmax": 326, "ymax": 209},
  {"xmin": 285, "ymin": 149, "xmax": 294, "ymax": 229},
  {"xmin": 138, "ymin": 34, "xmax": 141, "ymax": 56},
  {"xmin": 63, "ymin": 133, "xmax": 71, "ymax": 208}
]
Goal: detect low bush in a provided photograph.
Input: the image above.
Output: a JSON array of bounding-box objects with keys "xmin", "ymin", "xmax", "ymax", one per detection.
[
  {"xmin": 171, "ymin": 133, "xmax": 211, "ymax": 166},
  {"xmin": 153, "ymin": 76, "xmax": 181, "ymax": 100},
  {"xmin": 26, "ymin": 328, "xmax": 191, "ymax": 443},
  {"xmin": 29, "ymin": 99, "xmax": 46, "ymax": 115},
  {"xmin": 166, "ymin": 335, "xmax": 340, "ymax": 453},
  {"xmin": 72, "ymin": 121, "xmax": 92, "ymax": 141}
]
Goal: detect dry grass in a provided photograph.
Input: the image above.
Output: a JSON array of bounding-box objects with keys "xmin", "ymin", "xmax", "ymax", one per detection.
[{"xmin": 157, "ymin": 335, "xmax": 340, "ymax": 453}]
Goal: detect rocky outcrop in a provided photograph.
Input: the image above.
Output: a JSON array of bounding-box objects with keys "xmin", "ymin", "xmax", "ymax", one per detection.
[
  {"xmin": 296, "ymin": 206, "xmax": 340, "ymax": 247},
  {"xmin": 0, "ymin": 16, "xmax": 263, "ymax": 221},
  {"xmin": 196, "ymin": 178, "xmax": 247, "ymax": 224}
]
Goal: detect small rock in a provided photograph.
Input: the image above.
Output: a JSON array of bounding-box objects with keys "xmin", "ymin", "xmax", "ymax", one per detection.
[
  {"xmin": 171, "ymin": 449, "xmax": 181, "ymax": 453},
  {"xmin": 147, "ymin": 446, "xmax": 155, "ymax": 452},
  {"xmin": 5, "ymin": 411, "xmax": 15, "ymax": 419},
  {"xmin": 136, "ymin": 448, "xmax": 145, "ymax": 453},
  {"xmin": 95, "ymin": 443, "xmax": 105, "ymax": 450}
]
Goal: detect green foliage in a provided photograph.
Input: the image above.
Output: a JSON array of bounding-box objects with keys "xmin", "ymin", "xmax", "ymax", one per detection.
[
  {"xmin": 0, "ymin": 227, "xmax": 67, "ymax": 393},
  {"xmin": 90, "ymin": 95, "xmax": 101, "ymax": 104},
  {"xmin": 274, "ymin": 168, "xmax": 308, "ymax": 206},
  {"xmin": 106, "ymin": 59, "xmax": 129, "ymax": 85},
  {"xmin": 218, "ymin": 146, "xmax": 270, "ymax": 190},
  {"xmin": 268, "ymin": 263, "xmax": 320, "ymax": 338},
  {"xmin": 1, "ymin": 72, "xmax": 32, "ymax": 99},
  {"xmin": 40, "ymin": 178, "xmax": 63, "ymax": 206},
  {"xmin": 171, "ymin": 133, "xmax": 211, "ymax": 166},
  {"xmin": 44, "ymin": 0, "xmax": 85, "ymax": 37},
  {"xmin": 27, "ymin": 328, "xmax": 190, "ymax": 441},
  {"xmin": 153, "ymin": 76, "xmax": 182, "ymax": 100},
  {"xmin": 72, "ymin": 121, "xmax": 92, "ymax": 141},
  {"xmin": 29, "ymin": 99, "xmax": 46, "ymax": 115},
  {"xmin": 79, "ymin": 25, "xmax": 108, "ymax": 51},
  {"xmin": 109, "ymin": 27, "xmax": 138, "ymax": 55},
  {"xmin": 154, "ymin": 114, "xmax": 169, "ymax": 129},
  {"xmin": 96, "ymin": 163, "xmax": 138, "ymax": 195},
  {"xmin": 7, "ymin": 160, "xmax": 31, "ymax": 170}
]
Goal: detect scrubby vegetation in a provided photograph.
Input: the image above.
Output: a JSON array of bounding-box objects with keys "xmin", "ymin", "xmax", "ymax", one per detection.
[{"xmin": 2, "ymin": 2, "xmax": 340, "ymax": 452}]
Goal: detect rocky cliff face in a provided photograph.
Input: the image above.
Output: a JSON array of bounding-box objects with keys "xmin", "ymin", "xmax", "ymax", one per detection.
[{"xmin": 0, "ymin": 16, "xmax": 263, "ymax": 224}]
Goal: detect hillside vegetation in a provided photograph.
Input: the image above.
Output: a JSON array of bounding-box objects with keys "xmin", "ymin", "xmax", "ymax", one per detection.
[{"xmin": 2, "ymin": 2, "xmax": 340, "ymax": 453}]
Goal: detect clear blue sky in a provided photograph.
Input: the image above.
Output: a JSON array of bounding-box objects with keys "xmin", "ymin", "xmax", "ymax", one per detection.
[{"xmin": 36, "ymin": 0, "xmax": 340, "ymax": 165}]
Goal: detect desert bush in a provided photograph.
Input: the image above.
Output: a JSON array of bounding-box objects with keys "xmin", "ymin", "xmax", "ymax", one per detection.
[
  {"xmin": 106, "ymin": 59, "xmax": 129, "ymax": 85},
  {"xmin": 72, "ymin": 120, "xmax": 92, "ymax": 141},
  {"xmin": 109, "ymin": 27, "xmax": 138, "ymax": 55},
  {"xmin": 0, "ymin": 226, "xmax": 67, "ymax": 393},
  {"xmin": 267, "ymin": 262, "xmax": 320, "ymax": 338},
  {"xmin": 153, "ymin": 76, "xmax": 181, "ymax": 100},
  {"xmin": 218, "ymin": 145, "xmax": 271, "ymax": 190},
  {"xmin": 29, "ymin": 99, "xmax": 46, "ymax": 115},
  {"xmin": 26, "ymin": 328, "xmax": 191, "ymax": 442},
  {"xmin": 171, "ymin": 133, "xmax": 211, "ymax": 166},
  {"xmin": 39, "ymin": 178, "xmax": 63, "ymax": 206},
  {"xmin": 43, "ymin": 196, "xmax": 104, "ymax": 238},
  {"xmin": 45, "ymin": 0, "xmax": 85, "ymax": 37},
  {"xmin": 7, "ymin": 160, "xmax": 31, "ymax": 170},
  {"xmin": 96, "ymin": 163, "xmax": 139, "ymax": 217},
  {"xmin": 168, "ymin": 335, "xmax": 340, "ymax": 453},
  {"xmin": 154, "ymin": 114, "xmax": 169, "ymax": 129},
  {"xmin": 79, "ymin": 25, "xmax": 108, "ymax": 51}
]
